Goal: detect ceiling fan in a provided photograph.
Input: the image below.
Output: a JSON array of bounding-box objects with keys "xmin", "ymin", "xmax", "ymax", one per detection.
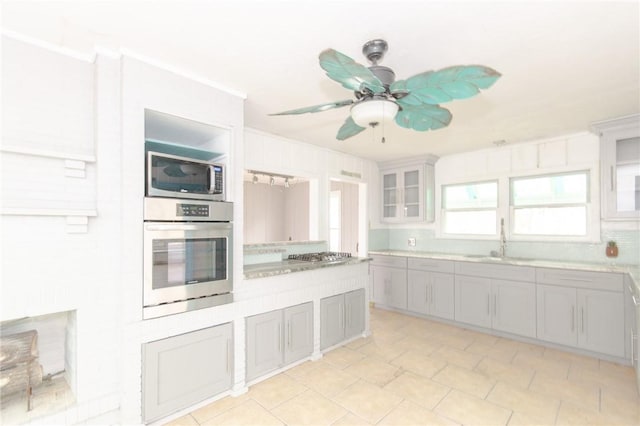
[{"xmin": 271, "ymin": 39, "xmax": 501, "ymax": 141}]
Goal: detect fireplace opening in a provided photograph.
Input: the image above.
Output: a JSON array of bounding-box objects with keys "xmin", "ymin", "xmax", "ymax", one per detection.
[{"xmin": 1, "ymin": 311, "xmax": 76, "ymax": 423}]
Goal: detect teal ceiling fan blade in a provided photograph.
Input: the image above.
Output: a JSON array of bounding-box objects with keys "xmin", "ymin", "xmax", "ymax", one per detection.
[
  {"xmin": 319, "ymin": 49, "xmax": 386, "ymax": 94},
  {"xmin": 395, "ymin": 104, "xmax": 452, "ymax": 131},
  {"xmin": 336, "ymin": 116, "xmax": 366, "ymax": 140},
  {"xmin": 270, "ymin": 99, "xmax": 353, "ymax": 115},
  {"xmin": 391, "ymin": 65, "xmax": 501, "ymax": 105}
]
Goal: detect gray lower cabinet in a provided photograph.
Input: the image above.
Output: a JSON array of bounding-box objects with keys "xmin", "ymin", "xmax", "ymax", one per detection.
[
  {"xmin": 143, "ymin": 323, "xmax": 232, "ymax": 423},
  {"xmin": 371, "ymin": 256, "xmax": 407, "ymax": 309},
  {"xmin": 246, "ymin": 302, "xmax": 313, "ymax": 382},
  {"xmin": 455, "ymin": 274, "xmax": 536, "ymax": 338},
  {"xmin": 321, "ymin": 289, "xmax": 366, "ymax": 350},
  {"xmin": 537, "ymin": 284, "xmax": 625, "ymax": 357},
  {"xmin": 407, "ymin": 270, "xmax": 455, "ymax": 320},
  {"xmin": 407, "ymin": 258, "xmax": 455, "ymax": 320},
  {"xmin": 536, "ymin": 268, "xmax": 625, "ymax": 358}
]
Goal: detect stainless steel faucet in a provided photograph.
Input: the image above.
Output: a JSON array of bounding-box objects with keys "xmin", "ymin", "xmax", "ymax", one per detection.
[{"xmin": 499, "ymin": 218, "xmax": 507, "ymax": 257}]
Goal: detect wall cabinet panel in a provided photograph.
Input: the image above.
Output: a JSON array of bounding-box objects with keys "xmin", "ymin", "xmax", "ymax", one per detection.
[
  {"xmin": 246, "ymin": 303, "xmax": 313, "ymax": 382},
  {"xmin": 320, "ymin": 289, "xmax": 365, "ymax": 350},
  {"xmin": 143, "ymin": 323, "xmax": 232, "ymax": 423}
]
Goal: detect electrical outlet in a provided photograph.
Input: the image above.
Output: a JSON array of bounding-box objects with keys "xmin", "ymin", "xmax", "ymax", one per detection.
[{"xmin": 408, "ymin": 237, "xmax": 416, "ymax": 247}]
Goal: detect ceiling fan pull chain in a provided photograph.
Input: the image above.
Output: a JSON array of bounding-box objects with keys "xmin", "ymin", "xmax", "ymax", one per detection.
[{"xmin": 382, "ymin": 102, "xmax": 386, "ymax": 143}]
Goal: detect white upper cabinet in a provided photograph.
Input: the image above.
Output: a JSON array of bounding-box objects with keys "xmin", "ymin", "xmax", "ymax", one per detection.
[
  {"xmin": 379, "ymin": 156, "xmax": 437, "ymax": 223},
  {"xmin": 593, "ymin": 114, "xmax": 640, "ymax": 220}
]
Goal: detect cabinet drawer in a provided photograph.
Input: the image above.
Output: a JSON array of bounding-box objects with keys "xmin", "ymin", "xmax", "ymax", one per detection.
[
  {"xmin": 455, "ymin": 261, "xmax": 535, "ymax": 282},
  {"xmin": 407, "ymin": 257, "xmax": 454, "ymax": 273},
  {"xmin": 536, "ymin": 268, "xmax": 623, "ymax": 292},
  {"xmin": 369, "ymin": 255, "xmax": 407, "ymax": 268}
]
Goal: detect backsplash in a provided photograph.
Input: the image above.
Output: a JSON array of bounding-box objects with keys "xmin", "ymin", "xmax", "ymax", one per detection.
[{"xmin": 370, "ymin": 228, "xmax": 640, "ymax": 266}]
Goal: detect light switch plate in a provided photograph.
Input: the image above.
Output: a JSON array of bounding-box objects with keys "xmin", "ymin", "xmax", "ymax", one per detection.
[{"xmin": 408, "ymin": 237, "xmax": 416, "ymax": 247}]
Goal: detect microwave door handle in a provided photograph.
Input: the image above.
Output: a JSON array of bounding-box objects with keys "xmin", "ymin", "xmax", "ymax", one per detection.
[{"xmin": 208, "ymin": 165, "xmax": 215, "ymax": 194}]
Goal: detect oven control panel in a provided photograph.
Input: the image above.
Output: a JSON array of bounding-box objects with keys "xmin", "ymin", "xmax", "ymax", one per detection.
[{"xmin": 176, "ymin": 203, "xmax": 209, "ymax": 217}]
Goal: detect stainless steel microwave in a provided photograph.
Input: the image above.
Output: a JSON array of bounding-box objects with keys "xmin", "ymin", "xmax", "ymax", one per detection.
[{"xmin": 146, "ymin": 151, "xmax": 225, "ymax": 201}]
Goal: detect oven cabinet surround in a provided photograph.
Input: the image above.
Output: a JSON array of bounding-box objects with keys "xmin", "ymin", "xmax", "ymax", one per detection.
[
  {"xmin": 536, "ymin": 268, "xmax": 625, "ymax": 357},
  {"xmin": 245, "ymin": 302, "xmax": 313, "ymax": 382},
  {"xmin": 142, "ymin": 323, "xmax": 233, "ymax": 423},
  {"xmin": 407, "ymin": 258, "xmax": 455, "ymax": 320},
  {"xmin": 454, "ymin": 262, "xmax": 537, "ymax": 338},
  {"xmin": 378, "ymin": 156, "xmax": 437, "ymax": 223},
  {"xmin": 368, "ymin": 252, "xmax": 631, "ymax": 363},
  {"xmin": 320, "ymin": 289, "xmax": 366, "ymax": 350},
  {"xmin": 118, "ymin": 50, "xmax": 245, "ymax": 424},
  {"xmin": 370, "ymin": 255, "xmax": 408, "ymax": 310}
]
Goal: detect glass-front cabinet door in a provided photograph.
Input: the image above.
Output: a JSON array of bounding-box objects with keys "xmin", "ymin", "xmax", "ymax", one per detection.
[
  {"xmin": 594, "ymin": 115, "xmax": 640, "ymax": 220},
  {"xmin": 382, "ymin": 172, "xmax": 399, "ymax": 220},
  {"xmin": 380, "ymin": 165, "xmax": 425, "ymax": 222},
  {"xmin": 403, "ymin": 169, "xmax": 422, "ymax": 219}
]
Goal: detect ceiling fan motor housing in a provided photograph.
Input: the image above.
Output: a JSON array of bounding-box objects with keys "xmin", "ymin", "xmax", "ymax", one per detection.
[{"xmin": 368, "ymin": 65, "xmax": 395, "ymax": 88}]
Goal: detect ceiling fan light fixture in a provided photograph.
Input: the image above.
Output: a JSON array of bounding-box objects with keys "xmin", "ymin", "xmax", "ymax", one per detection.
[{"xmin": 350, "ymin": 99, "xmax": 398, "ymax": 128}]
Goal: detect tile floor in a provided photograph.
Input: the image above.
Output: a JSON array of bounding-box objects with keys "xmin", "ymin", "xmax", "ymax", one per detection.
[{"xmin": 167, "ymin": 308, "xmax": 640, "ymax": 426}]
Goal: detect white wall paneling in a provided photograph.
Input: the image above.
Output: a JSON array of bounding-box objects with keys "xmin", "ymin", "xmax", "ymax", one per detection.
[{"xmin": 1, "ymin": 34, "xmax": 95, "ymax": 158}]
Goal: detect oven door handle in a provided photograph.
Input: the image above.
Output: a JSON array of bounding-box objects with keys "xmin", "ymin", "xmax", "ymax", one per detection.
[{"xmin": 145, "ymin": 223, "xmax": 232, "ymax": 231}]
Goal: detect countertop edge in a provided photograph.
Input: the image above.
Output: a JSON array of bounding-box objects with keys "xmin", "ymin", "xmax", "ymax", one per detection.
[{"xmin": 243, "ymin": 257, "xmax": 371, "ymax": 280}]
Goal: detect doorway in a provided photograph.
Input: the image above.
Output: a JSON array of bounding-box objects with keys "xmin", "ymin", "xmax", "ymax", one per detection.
[{"xmin": 329, "ymin": 180, "xmax": 361, "ymax": 255}]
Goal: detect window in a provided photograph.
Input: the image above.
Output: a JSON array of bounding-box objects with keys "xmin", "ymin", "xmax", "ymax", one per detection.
[
  {"xmin": 511, "ymin": 171, "xmax": 589, "ymax": 236},
  {"xmin": 442, "ymin": 181, "xmax": 498, "ymax": 235}
]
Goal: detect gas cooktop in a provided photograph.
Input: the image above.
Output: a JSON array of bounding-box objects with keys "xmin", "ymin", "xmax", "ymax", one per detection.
[{"xmin": 288, "ymin": 252, "xmax": 352, "ymax": 262}]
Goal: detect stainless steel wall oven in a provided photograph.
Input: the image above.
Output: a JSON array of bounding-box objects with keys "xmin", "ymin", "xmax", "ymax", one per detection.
[{"xmin": 143, "ymin": 197, "xmax": 233, "ymax": 319}]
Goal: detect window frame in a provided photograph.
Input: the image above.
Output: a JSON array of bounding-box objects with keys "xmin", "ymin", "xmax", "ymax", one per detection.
[
  {"xmin": 440, "ymin": 179, "xmax": 500, "ymax": 239},
  {"xmin": 508, "ymin": 170, "xmax": 597, "ymax": 242}
]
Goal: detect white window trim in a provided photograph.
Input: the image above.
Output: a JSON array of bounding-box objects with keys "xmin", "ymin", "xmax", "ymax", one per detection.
[
  {"xmin": 439, "ymin": 179, "xmax": 500, "ymax": 240},
  {"xmin": 436, "ymin": 167, "xmax": 601, "ymax": 243}
]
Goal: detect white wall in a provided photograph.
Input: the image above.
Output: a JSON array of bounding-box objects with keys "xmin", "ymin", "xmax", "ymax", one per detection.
[
  {"xmin": 244, "ymin": 128, "xmax": 377, "ymax": 258},
  {"xmin": 243, "ymin": 181, "xmax": 310, "ymax": 243}
]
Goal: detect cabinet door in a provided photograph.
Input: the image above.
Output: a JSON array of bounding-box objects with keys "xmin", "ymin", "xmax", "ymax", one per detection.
[
  {"xmin": 143, "ymin": 323, "xmax": 232, "ymax": 423},
  {"xmin": 246, "ymin": 310, "xmax": 283, "ymax": 381},
  {"xmin": 372, "ymin": 265, "xmax": 407, "ymax": 309},
  {"xmin": 536, "ymin": 284, "xmax": 577, "ymax": 347},
  {"xmin": 345, "ymin": 289, "xmax": 366, "ymax": 339},
  {"xmin": 381, "ymin": 171, "xmax": 400, "ymax": 220},
  {"xmin": 407, "ymin": 270, "xmax": 429, "ymax": 315},
  {"xmin": 402, "ymin": 167, "xmax": 424, "ymax": 220},
  {"xmin": 578, "ymin": 289, "xmax": 625, "ymax": 357},
  {"xmin": 455, "ymin": 275, "xmax": 491, "ymax": 328},
  {"xmin": 389, "ymin": 267, "xmax": 408, "ymax": 309},
  {"xmin": 430, "ymin": 273, "xmax": 455, "ymax": 320},
  {"xmin": 284, "ymin": 302, "xmax": 313, "ymax": 364},
  {"xmin": 492, "ymin": 279, "xmax": 536, "ymax": 338},
  {"xmin": 598, "ymin": 118, "xmax": 640, "ymax": 219},
  {"xmin": 321, "ymin": 294, "xmax": 345, "ymax": 350}
]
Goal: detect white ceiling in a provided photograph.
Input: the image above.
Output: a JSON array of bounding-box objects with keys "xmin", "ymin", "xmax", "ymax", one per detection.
[{"xmin": 2, "ymin": 1, "xmax": 639, "ymax": 161}]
